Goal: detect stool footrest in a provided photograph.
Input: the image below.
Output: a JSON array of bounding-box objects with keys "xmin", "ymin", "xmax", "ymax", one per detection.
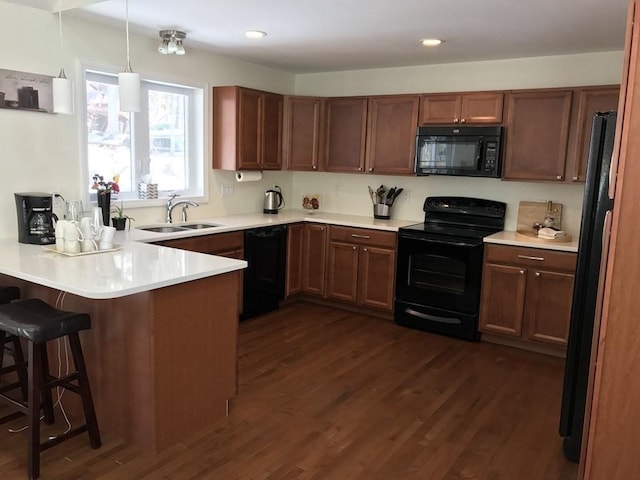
[
  {"xmin": 0, "ymin": 410, "xmax": 24, "ymax": 425},
  {"xmin": 40, "ymin": 424, "xmax": 91, "ymax": 452},
  {"xmin": 0, "ymin": 381, "xmax": 24, "ymax": 395},
  {"xmin": 43, "ymin": 373, "xmax": 80, "ymax": 393},
  {"xmin": 0, "ymin": 391, "xmax": 27, "ymax": 413},
  {"xmin": 0, "ymin": 361, "xmax": 27, "ymax": 376}
]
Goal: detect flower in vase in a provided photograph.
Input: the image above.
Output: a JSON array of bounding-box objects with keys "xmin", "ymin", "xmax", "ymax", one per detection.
[{"xmin": 91, "ymin": 173, "xmax": 120, "ymax": 194}]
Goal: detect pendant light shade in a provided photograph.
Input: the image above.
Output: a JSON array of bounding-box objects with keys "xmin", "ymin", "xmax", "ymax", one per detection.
[
  {"xmin": 118, "ymin": 70, "xmax": 140, "ymax": 112},
  {"xmin": 52, "ymin": 12, "xmax": 74, "ymax": 114},
  {"xmin": 118, "ymin": 0, "xmax": 140, "ymax": 112},
  {"xmin": 52, "ymin": 69, "xmax": 73, "ymax": 114}
]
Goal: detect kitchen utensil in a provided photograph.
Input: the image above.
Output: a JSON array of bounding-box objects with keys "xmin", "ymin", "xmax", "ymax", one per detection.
[
  {"xmin": 390, "ymin": 188, "xmax": 403, "ymax": 205},
  {"xmin": 376, "ymin": 185, "xmax": 386, "ymax": 201},
  {"xmin": 385, "ymin": 187, "xmax": 396, "ymax": 206},
  {"xmin": 367, "ymin": 186, "xmax": 376, "ymax": 205}
]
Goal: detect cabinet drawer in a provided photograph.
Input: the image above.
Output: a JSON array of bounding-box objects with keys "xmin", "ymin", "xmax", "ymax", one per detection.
[
  {"xmin": 329, "ymin": 225, "xmax": 397, "ymax": 248},
  {"xmin": 160, "ymin": 231, "xmax": 244, "ymax": 255},
  {"xmin": 484, "ymin": 244, "xmax": 576, "ymax": 272}
]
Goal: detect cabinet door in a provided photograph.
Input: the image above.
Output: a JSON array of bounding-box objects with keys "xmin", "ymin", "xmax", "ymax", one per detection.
[
  {"xmin": 237, "ymin": 87, "xmax": 262, "ymax": 170},
  {"xmin": 302, "ymin": 224, "xmax": 327, "ymax": 296},
  {"xmin": 503, "ymin": 90, "xmax": 573, "ymax": 181},
  {"xmin": 479, "ymin": 263, "xmax": 527, "ymax": 336},
  {"xmin": 460, "ymin": 92, "xmax": 504, "ymax": 124},
  {"xmin": 286, "ymin": 223, "xmax": 304, "ymax": 297},
  {"xmin": 524, "ymin": 269, "xmax": 575, "ymax": 346},
  {"xmin": 365, "ymin": 95, "xmax": 419, "ymax": 175},
  {"xmin": 419, "ymin": 94, "xmax": 461, "ymax": 124},
  {"xmin": 324, "ymin": 97, "xmax": 368, "ymax": 172},
  {"xmin": 261, "ymin": 92, "xmax": 283, "ymax": 170},
  {"xmin": 567, "ymin": 86, "xmax": 620, "ymax": 182},
  {"xmin": 326, "ymin": 241, "xmax": 359, "ymax": 303},
  {"xmin": 358, "ymin": 246, "xmax": 396, "ymax": 311},
  {"xmin": 283, "ymin": 96, "xmax": 323, "ymax": 171}
]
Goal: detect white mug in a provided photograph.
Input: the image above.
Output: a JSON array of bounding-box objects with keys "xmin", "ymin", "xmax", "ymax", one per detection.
[
  {"xmin": 98, "ymin": 226, "xmax": 116, "ymax": 250},
  {"xmin": 55, "ymin": 220, "xmax": 69, "ymax": 252},
  {"xmin": 63, "ymin": 221, "xmax": 84, "ymax": 253}
]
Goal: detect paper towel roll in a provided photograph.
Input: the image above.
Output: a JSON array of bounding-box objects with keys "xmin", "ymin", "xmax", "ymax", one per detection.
[{"xmin": 235, "ymin": 171, "xmax": 263, "ymax": 182}]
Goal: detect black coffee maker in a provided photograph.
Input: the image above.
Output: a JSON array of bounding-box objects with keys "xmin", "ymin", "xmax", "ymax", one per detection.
[{"xmin": 15, "ymin": 193, "xmax": 57, "ymax": 245}]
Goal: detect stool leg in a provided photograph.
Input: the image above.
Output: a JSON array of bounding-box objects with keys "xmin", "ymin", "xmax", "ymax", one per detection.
[
  {"xmin": 38, "ymin": 343, "xmax": 55, "ymax": 425},
  {"xmin": 68, "ymin": 333, "xmax": 101, "ymax": 449},
  {"xmin": 11, "ymin": 335, "xmax": 29, "ymax": 401},
  {"xmin": 27, "ymin": 342, "xmax": 44, "ymax": 480}
]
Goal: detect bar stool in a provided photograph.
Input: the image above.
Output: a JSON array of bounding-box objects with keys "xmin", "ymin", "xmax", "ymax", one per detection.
[
  {"xmin": 0, "ymin": 286, "xmax": 28, "ymax": 401},
  {"xmin": 0, "ymin": 298, "xmax": 101, "ymax": 479}
]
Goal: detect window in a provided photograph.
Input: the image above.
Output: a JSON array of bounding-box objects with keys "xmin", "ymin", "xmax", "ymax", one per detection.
[{"xmin": 84, "ymin": 70, "xmax": 205, "ymax": 203}]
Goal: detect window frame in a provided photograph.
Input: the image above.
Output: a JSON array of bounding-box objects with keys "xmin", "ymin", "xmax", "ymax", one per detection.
[{"xmin": 80, "ymin": 64, "xmax": 208, "ymax": 209}]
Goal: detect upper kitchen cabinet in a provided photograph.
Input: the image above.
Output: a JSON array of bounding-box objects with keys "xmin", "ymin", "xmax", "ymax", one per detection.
[
  {"xmin": 283, "ymin": 96, "xmax": 324, "ymax": 171},
  {"xmin": 502, "ymin": 89, "xmax": 574, "ymax": 181},
  {"xmin": 565, "ymin": 85, "xmax": 620, "ymax": 182},
  {"xmin": 365, "ymin": 95, "xmax": 420, "ymax": 175},
  {"xmin": 324, "ymin": 97, "xmax": 369, "ymax": 172},
  {"xmin": 419, "ymin": 92, "xmax": 504, "ymax": 125},
  {"xmin": 212, "ymin": 86, "xmax": 283, "ymax": 171},
  {"xmin": 324, "ymin": 95, "xmax": 419, "ymax": 174}
]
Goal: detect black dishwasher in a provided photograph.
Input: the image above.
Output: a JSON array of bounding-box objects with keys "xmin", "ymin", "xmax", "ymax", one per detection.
[{"xmin": 241, "ymin": 225, "xmax": 287, "ymax": 320}]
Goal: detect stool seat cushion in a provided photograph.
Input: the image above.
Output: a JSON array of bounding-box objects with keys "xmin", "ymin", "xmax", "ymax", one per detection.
[
  {"xmin": 0, "ymin": 286, "xmax": 20, "ymax": 304},
  {"xmin": 0, "ymin": 299, "xmax": 90, "ymax": 344}
]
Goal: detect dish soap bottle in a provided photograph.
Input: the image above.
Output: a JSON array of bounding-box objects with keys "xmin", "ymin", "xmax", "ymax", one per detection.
[{"xmin": 543, "ymin": 201, "xmax": 557, "ymax": 229}]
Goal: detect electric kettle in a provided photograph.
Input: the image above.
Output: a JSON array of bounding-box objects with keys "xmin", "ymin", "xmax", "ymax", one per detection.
[{"xmin": 263, "ymin": 186, "xmax": 285, "ymax": 214}]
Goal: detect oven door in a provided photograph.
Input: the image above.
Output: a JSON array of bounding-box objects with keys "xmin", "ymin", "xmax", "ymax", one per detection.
[{"xmin": 394, "ymin": 232, "xmax": 484, "ymax": 340}]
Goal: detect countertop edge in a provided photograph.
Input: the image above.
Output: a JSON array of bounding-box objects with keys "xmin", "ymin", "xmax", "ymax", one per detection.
[{"xmin": 484, "ymin": 231, "xmax": 579, "ymax": 253}]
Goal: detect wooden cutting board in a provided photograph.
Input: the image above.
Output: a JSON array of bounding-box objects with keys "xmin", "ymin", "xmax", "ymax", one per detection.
[{"xmin": 517, "ymin": 201, "xmax": 563, "ymax": 233}]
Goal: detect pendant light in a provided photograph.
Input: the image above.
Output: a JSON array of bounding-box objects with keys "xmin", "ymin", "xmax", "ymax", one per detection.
[
  {"xmin": 52, "ymin": 11, "xmax": 73, "ymax": 114},
  {"xmin": 118, "ymin": 0, "xmax": 140, "ymax": 112}
]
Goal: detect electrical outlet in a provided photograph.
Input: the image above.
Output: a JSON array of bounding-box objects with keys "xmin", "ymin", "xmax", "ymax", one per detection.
[{"xmin": 221, "ymin": 184, "xmax": 234, "ymax": 197}]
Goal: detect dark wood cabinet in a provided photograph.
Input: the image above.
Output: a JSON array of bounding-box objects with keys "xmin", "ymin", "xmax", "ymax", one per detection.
[
  {"xmin": 286, "ymin": 223, "xmax": 304, "ymax": 296},
  {"xmin": 365, "ymin": 95, "xmax": 420, "ymax": 175},
  {"xmin": 479, "ymin": 244, "xmax": 576, "ymax": 350},
  {"xmin": 326, "ymin": 226, "xmax": 396, "ymax": 312},
  {"xmin": 566, "ymin": 86, "xmax": 620, "ymax": 182},
  {"xmin": 302, "ymin": 223, "xmax": 328, "ymax": 296},
  {"xmin": 324, "ymin": 97, "xmax": 368, "ymax": 172},
  {"xmin": 283, "ymin": 96, "xmax": 324, "ymax": 171},
  {"xmin": 502, "ymin": 89, "xmax": 574, "ymax": 181},
  {"xmin": 213, "ymin": 86, "xmax": 283, "ymax": 171},
  {"xmin": 419, "ymin": 92, "xmax": 504, "ymax": 125}
]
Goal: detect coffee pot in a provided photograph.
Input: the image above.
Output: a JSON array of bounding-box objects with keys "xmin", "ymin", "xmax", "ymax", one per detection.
[
  {"xmin": 15, "ymin": 192, "xmax": 57, "ymax": 245},
  {"xmin": 263, "ymin": 186, "xmax": 285, "ymax": 214}
]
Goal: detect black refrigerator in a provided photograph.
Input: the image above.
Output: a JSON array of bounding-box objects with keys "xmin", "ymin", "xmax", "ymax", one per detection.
[{"xmin": 559, "ymin": 111, "xmax": 617, "ymax": 462}]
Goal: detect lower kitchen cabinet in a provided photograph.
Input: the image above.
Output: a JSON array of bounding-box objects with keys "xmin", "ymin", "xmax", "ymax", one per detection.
[
  {"xmin": 326, "ymin": 225, "xmax": 396, "ymax": 311},
  {"xmin": 479, "ymin": 244, "xmax": 576, "ymax": 350},
  {"xmin": 286, "ymin": 222, "xmax": 328, "ymax": 297}
]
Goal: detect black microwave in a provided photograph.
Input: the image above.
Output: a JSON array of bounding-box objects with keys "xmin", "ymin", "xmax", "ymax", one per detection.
[{"xmin": 414, "ymin": 125, "xmax": 503, "ymax": 178}]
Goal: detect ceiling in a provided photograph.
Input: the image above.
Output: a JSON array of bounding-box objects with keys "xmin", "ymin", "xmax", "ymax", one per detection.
[{"xmin": 9, "ymin": 0, "xmax": 629, "ymax": 74}]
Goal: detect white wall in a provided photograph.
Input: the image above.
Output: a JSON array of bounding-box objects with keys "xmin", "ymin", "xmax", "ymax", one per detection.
[
  {"xmin": 292, "ymin": 51, "xmax": 624, "ymax": 233},
  {"xmin": 0, "ymin": 1, "xmax": 625, "ymax": 239},
  {"xmin": 0, "ymin": 1, "xmax": 295, "ymax": 239}
]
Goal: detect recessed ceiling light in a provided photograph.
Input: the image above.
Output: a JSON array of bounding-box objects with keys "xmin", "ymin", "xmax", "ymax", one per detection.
[
  {"xmin": 420, "ymin": 38, "xmax": 444, "ymax": 47},
  {"xmin": 245, "ymin": 30, "xmax": 267, "ymax": 39}
]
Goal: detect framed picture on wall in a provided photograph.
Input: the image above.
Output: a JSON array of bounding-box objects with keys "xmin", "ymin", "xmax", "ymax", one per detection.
[{"xmin": 0, "ymin": 68, "xmax": 54, "ymax": 113}]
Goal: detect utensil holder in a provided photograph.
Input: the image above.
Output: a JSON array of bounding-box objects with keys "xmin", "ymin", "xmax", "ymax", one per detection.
[{"xmin": 373, "ymin": 204, "xmax": 390, "ymax": 219}]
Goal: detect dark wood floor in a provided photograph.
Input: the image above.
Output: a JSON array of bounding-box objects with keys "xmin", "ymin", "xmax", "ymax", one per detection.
[{"xmin": 0, "ymin": 302, "xmax": 577, "ymax": 479}]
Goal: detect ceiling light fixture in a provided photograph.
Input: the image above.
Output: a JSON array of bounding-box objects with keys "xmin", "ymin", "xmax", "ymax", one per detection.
[
  {"xmin": 52, "ymin": 11, "xmax": 73, "ymax": 114},
  {"xmin": 118, "ymin": 0, "xmax": 140, "ymax": 112},
  {"xmin": 158, "ymin": 30, "xmax": 186, "ymax": 55},
  {"xmin": 244, "ymin": 30, "xmax": 267, "ymax": 39},
  {"xmin": 420, "ymin": 38, "xmax": 444, "ymax": 47}
]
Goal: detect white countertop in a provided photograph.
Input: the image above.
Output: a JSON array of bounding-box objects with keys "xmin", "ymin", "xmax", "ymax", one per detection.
[
  {"xmin": 0, "ymin": 239, "xmax": 247, "ymax": 299},
  {"xmin": 484, "ymin": 231, "xmax": 579, "ymax": 252},
  {"xmin": 0, "ymin": 209, "xmax": 413, "ymax": 300},
  {"xmin": 126, "ymin": 209, "xmax": 416, "ymax": 243}
]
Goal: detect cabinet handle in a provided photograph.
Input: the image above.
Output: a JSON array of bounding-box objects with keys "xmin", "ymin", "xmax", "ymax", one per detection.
[
  {"xmin": 351, "ymin": 234, "xmax": 371, "ymax": 239},
  {"xmin": 312, "ymin": 165, "xmax": 317, "ymax": 170},
  {"xmin": 453, "ymin": 118, "xmax": 459, "ymax": 123},
  {"xmin": 368, "ymin": 167, "xmax": 373, "ymax": 172},
  {"xmin": 363, "ymin": 248, "xmax": 368, "ymax": 252},
  {"xmin": 573, "ymin": 176, "xmax": 579, "ymax": 181},
  {"xmin": 519, "ymin": 270, "xmax": 525, "ymax": 274},
  {"xmin": 535, "ymin": 272, "xmax": 541, "ymax": 277},
  {"xmin": 353, "ymin": 246, "xmax": 357, "ymax": 250},
  {"xmin": 517, "ymin": 254, "xmax": 545, "ymax": 261},
  {"xmin": 460, "ymin": 118, "xmax": 466, "ymax": 123},
  {"xmin": 556, "ymin": 175, "xmax": 564, "ymax": 180},
  {"xmin": 358, "ymin": 167, "xmax": 363, "ymax": 171}
]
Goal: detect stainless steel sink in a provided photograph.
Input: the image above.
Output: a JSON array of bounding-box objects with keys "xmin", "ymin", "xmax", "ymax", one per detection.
[
  {"xmin": 180, "ymin": 222, "xmax": 224, "ymax": 229},
  {"xmin": 139, "ymin": 226, "xmax": 190, "ymax": 233}
]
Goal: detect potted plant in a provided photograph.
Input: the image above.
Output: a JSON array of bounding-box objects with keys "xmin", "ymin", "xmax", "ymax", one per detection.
[{"xmin": 111, "ymin": 202, "xmax": 134, "ymax": 231}]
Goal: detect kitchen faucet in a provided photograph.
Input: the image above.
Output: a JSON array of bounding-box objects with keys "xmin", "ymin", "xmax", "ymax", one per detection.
[{"xmin": 166, "ymin": 193, "xmax": 199, "ymax": 223}]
